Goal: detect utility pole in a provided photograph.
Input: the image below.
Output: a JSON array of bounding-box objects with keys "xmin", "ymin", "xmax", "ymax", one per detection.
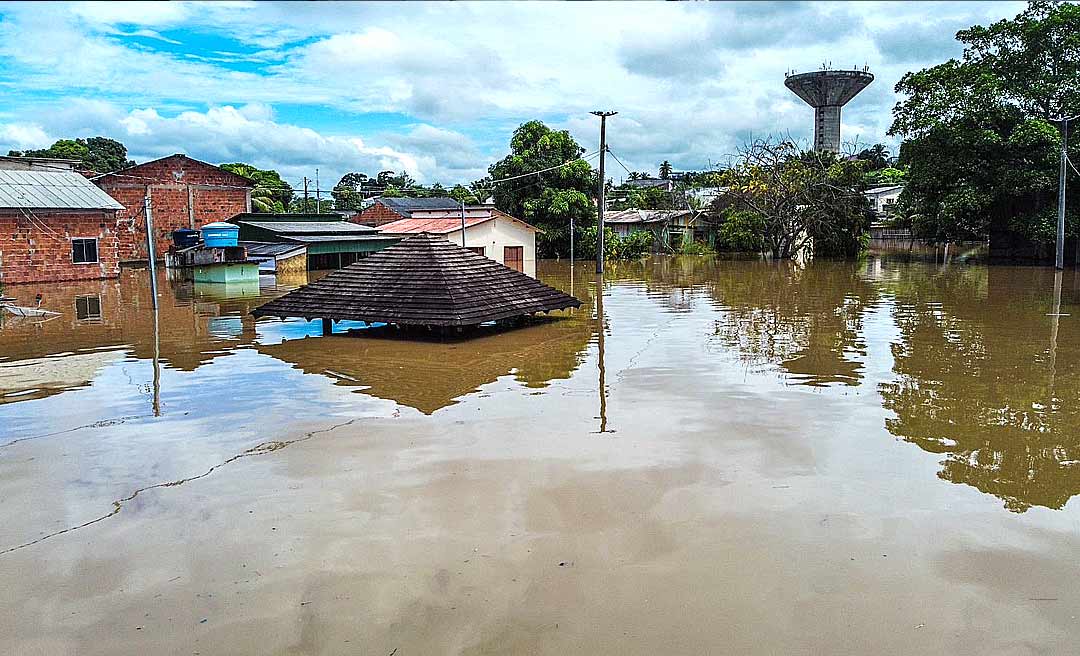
[
  {"xmin": 316, "ymin": 168, "xmax": 321, "ymax": 213},
  {"xmin": 460, "ymin": 199, "xmax": 467, "ymax": 247},
  {"xmin": 1055, "ymin": 116, "xmax": 1076, "ymax": 270},
  {"xmin": 591, "ymin": 110, "xmax": 617, "ymax": 274},
  {"xmin": 143, "ymin": 189, "xmax": 158, "ymax": 310},
  {"xmin": 303, "ymin": 176, "xmax": 309, "ymax": 212}
]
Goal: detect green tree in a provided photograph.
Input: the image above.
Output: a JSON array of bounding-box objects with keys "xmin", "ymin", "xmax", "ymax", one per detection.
[
  {"xmin": 856, "ymin": 143, "xmax": 890, "ymax": 169},
  {"xmin": 448, "ymin": 184, "xmax": 479, "ymax": 205},
  {"xmin": 720, "ymin": 139, "xmax": 872, "ymax": 259},
  {"xmin": 889, "ymin": 0, "xmax": 1080, "ymax": 245},
  {"xmin": 220, "ymin": 163, "xmax": 294, "ymax": 213},
  {"xmin": 289, "ymin": 197, "xmax": 334, "ymax": 213},
  {"xmin": 659, "ymin": 160, "xmax": 673, "ymax": 179},
  {"xmin": 331, "ymin": 172, "xmax": 370, "ymax": 210},
  {"xmin": 488, "ymin": 120, "xmax": 598, "ymax": 257},
  {"xmin": 9, "ymin": 136, "xmax": 134, "ymax": 173}
]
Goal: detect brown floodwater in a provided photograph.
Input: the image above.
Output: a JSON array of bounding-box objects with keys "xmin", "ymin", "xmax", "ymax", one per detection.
[{"xmin": 1, "ymin": 255, "xmax": 1079, "ymax": 654}]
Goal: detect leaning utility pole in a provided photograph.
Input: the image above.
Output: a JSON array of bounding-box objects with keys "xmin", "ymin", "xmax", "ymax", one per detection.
[
  {"xmin": 1055, "ymin": 116, "xmax": 1076, "ymax": 270},
  {"xmin": 591, "ymin": 110, "xmax": 617, "ymax": 274}
]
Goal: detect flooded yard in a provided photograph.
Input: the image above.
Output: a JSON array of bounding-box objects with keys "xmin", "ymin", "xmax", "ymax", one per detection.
[{"xmin": 2, "ymin": 255, "xmax": 1079, "ymax": 654}]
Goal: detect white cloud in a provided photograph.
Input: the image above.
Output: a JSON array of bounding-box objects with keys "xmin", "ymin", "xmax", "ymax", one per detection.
[
  {"xmin": 0, "ymin": 100, "xmax": 482, "ymax": 185},
  {"xmin": 0, "ymin": 1, "xmax": 1031, "ymax": 177}
]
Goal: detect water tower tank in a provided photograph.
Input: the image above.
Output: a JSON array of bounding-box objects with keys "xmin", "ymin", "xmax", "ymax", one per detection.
[{"xmin": 784, "ymin": 69, "xmax": 874, "ymax": 153}]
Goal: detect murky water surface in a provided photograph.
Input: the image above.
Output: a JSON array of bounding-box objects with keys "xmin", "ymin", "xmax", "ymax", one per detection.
[{"xmin": 2, "ymin": 255, "xmax": 1079, "ymax": 654}]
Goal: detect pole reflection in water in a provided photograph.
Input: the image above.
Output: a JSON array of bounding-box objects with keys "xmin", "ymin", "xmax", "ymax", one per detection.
[
  {"xmin": 595, "ymin": 273, "xmax": 608, "ymax": 433},
  {"xmin": 152, "ymin": 299, "xmax": 161, "ymax": 417},
  {"xmin": 1049, "ymin": 269, "xmax": 1067, "ymax": 385}
]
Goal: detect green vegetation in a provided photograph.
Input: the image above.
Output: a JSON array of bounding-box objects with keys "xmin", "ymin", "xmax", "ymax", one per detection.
[
  {"xmin": 889, "ymin": 0, "xmax": 1080, "ymax": 244},
  {"xmin": 577, "ymin": 226, "xmax": 653, "ymax": 261},
  {"xmin": 488, "ymin": 120, "xmax": 598, "ymax": 258},
  {"xmin": 718, "ymin": 139, "xmax": 872, "ymax": 259},
  {"xmin": 220, "ymin": 162, "xmax": 294, "ymax": 213},
  {"xmin": 9, "ymin": 137, "xmax": 134, "ymax": 173}
]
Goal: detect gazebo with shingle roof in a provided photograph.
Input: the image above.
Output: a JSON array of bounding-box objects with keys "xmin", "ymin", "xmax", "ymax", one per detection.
[{"xmin": 252, "ymin": 233, "xmax": 581, "ymax": 331}]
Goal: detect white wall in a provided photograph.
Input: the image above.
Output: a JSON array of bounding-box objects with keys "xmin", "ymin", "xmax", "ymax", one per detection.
[{"xmin": 447, "ymin": 217, "xmax": 536, "ymax": 277}]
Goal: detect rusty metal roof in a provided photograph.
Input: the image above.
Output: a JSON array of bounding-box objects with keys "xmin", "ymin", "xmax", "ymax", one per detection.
[
  {"xmin": 253, "ymin": 233, "xmax": 580, "ymax": 327},
  {"xmin": 0, "ymin": 170, "xmax": 123, "ymax": 210}
]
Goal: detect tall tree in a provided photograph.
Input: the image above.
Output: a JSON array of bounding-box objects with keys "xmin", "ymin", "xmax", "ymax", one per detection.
[
  {"xmin": 889, "ymin": 1, "xmax": 1080, "ymax": 245},
  {"xmin": 659, "ymin": 160, "xmax": 673, "ymax": 179},
  {"xmin": 720, "ymin": 138, "xmax": 872, "ymax": 259},
  {"xmin": 488, "ymin": 120, "xmax": 597, "ymax": 257}
]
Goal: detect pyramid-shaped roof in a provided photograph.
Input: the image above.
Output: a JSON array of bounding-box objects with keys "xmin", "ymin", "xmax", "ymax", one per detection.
[{"xmin": 252, "ymin": 233, "xmax": 581, "ymax": 327}]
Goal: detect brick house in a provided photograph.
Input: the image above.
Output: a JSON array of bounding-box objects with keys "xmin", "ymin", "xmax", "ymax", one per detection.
[
  {"xmin": 94, "ymin": 154, "xmax": 253, "ymax": 261},
  {"xmin": 353, "ymin": 196, "xmax": 461, "ymax": 227},
  {"xmin": 0, "ymin": 156, "xmax": 125, "ymax": 285}
]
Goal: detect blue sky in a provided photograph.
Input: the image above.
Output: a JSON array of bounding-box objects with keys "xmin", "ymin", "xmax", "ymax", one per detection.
[{"xmin": 0, "ymin": 1, "xmax": 1025, "ymax": 189}]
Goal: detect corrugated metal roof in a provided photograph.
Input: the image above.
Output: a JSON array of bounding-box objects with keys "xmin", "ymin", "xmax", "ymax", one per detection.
[
  {"xmin": 377, "ymin": 216, "xmax": 494, "ymax": 234},
  {"xmin": 239, "ymin": 241, "xmax": 308, "ymax": 257},
  {"xmin": 605, "ymin": 209, "xmax": 690, "ymax": 224},
  {"xmin": 379, "ymin": 196, "xmax": 461, "ymax": 213},
  {"xmin": 0, "ymin": 170, "xmax": 123, "ymax": 210},
  {"xmin": 236, "ymin": 220, "xmax": 377, "ymax": 234},
  {"xmin": 282, "ymin": 234, "xmax": 399, "ymax": 243}
]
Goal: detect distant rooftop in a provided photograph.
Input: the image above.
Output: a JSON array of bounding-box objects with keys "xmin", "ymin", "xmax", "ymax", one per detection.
[
  {"xmin": 378, "ymin": 196, "xmax": 462, "ymax": 216},
  {"xmin": 605, "ymin": 209, "xmax": 692, "ymax": 224},
  {"xmin": 0, "ymin": 169, "xmax": 124, "ymax": 211}
]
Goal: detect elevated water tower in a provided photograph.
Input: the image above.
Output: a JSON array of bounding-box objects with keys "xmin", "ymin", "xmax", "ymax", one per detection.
[{"xmin": 784, "ymin": 66, "xmax": 874, "ymax": 153}]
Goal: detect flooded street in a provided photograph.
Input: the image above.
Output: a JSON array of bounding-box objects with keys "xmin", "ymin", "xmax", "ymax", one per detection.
[{"xmin": 2, "ymin": 255, "xmax": 1080, "ymax": 655}]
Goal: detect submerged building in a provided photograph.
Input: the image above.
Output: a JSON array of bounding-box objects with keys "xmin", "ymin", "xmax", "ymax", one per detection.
[
  {"xmin": 253, "ymin": 233, "xmax": 580, "ymax": 330},
  {"xmin": 784, "ymin": 68, "xmax": 874, "ymax": 153},
  {"xmin": 377, "ymin": 206, "xmax": 538, "ymax": 275},
  {"xmin": 0, "ymin": 156, "xmax": 125, "ymax": 284}
]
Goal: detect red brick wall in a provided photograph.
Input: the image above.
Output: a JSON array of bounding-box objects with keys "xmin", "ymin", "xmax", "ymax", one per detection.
[
  {"xmin": 0, "ymin": 210, "xmax": 122, "ymax": 284},
  {"xmin": 95, "ymin": 155, "xmax": 251, "ymax": 260},
  {"xmin": 354, "ymin": 203, "xmax": 406, "ymax": 226}
]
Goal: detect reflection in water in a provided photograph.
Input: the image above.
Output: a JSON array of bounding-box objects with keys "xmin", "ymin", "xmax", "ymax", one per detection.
[
  {"xmin": 707, "ymin": 259, "xmax": 879, "ymax": 387},
  {"xmin": 595, "ymin": 273, "xmax": 609, "ymax": 433},
  {"xmin": 879, "ymin": 264, "xmax": 1080, "ymax": 512},
  {"xmin": 257, "ymin": 313, "xmax": 593, "ymax": 415},
  {"xmin": 3, "ymin": 254, "xmax": 1080, "ymax": 512}
]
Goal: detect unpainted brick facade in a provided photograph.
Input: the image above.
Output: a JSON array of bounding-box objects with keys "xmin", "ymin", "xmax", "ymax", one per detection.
[
  {"xmin": 354, "ymin": 202, "xmax": 407, "ymax": 227},
  {"xmin": 0, "ymin": 209, "xmax": 122, "ymax": 284},
  {"xmin": 95, "ymin": 155, "xmax": 252, "ymax": 260}
]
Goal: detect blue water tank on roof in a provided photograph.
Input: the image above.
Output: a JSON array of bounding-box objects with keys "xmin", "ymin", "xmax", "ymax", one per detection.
[{"xmin": 201, "ymin": 222, "xmax": 239, "ymax": 248}]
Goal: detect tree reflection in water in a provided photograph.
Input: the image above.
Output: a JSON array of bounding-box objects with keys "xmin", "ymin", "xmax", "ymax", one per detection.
[
  {"xmin": 708, "ymin": 259, "xmax": 879, "ymax": 387},
  {"xmin": 879, "ymin": 264, "xmax": 1080, "ymax": 512}
]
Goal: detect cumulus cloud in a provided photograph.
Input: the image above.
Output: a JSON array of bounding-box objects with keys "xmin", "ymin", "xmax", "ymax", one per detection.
[
  {"xmin": 0, "ymin": 1, "xmax": 1030, "ymax": 178},
  {"xmin": 0, "ymin": 101, "xmax": 486, "ymax": 185}
]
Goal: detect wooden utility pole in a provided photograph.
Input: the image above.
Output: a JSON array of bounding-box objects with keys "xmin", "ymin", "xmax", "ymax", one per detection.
[
  {"xmin": 316, "ymin": 168, "xmax": 321, "ymax": 213},
  {"xmin": 591, "ymin": 110, "xmax": 616, "ymax": 274},
  {"xmin": 303, "ymin": 176, "xmax": 309, "ymax": 212}
]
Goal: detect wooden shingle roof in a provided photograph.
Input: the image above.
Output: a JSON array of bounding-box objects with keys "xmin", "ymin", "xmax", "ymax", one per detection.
[{"xmin": 252, "ymin": 233, "xmax": 581, "ymax": 327}]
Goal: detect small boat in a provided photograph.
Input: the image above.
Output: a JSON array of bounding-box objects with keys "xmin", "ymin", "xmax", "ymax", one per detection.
[{"xmin": 0, "ymin": 294, "xmax": 60, "ymax": 318}]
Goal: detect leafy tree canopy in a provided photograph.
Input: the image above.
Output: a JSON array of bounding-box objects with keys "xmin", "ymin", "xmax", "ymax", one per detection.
[
  {"xmin": 720, "ymin": 139, "xmax": 872, "ymax": 259},
  {"xmin": 9, "ymin": 136, "xmax": 134, "ymax": 173},
  {"xmin": 488, "ymin": 120, "xmax": 598, "ymax": 257},
  {"xmin": 889, "ymin": 0, "xmax": 1080, "ymax": 244},
  {"xmin": 220, "ymin": 162, "xmax": 294, "ymax": 213}
]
